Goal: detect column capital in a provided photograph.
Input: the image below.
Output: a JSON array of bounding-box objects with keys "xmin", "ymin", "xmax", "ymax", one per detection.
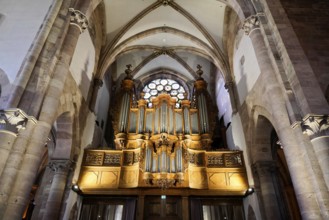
[
  {"xmin": 224, "ymin": 81, "xmax": 234, "ymax": 91},
  {"xmin": 242, "ymin": 15, "xmax": 260, "ymax": 35},
  {"xmin": 252, "ymin": 161, "xmax": 277, "ymax": 177},
  {"xmin": 69, "ymin": 8, "xmax": 89, "ymax": 33},
  {"xmin": 48, "ymin": 159, "xmax": 73, "ymax": 174},
  {"xmin": 0, "ymin": 108, "xmax": 37, "ymax": 133},
  {"xmin": 300, "ymin": 114, "xmax": 329, "ymax": 139}
]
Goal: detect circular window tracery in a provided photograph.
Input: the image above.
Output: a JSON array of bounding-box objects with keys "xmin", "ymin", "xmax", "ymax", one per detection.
[{"xmin": 143, "ymin": 78, "xmax": 186, "ymax": 108}]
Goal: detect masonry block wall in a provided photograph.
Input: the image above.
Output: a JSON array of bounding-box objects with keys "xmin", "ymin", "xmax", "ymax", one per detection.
[{"xmin": 280, "ymin": 0, "xmax": 329, "ymax": 93}]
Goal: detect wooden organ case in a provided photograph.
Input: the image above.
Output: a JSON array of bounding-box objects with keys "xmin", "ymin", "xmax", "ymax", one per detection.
[{"xmin": 78, "ymin": 68, "xmax": 249, "ymax": 219}]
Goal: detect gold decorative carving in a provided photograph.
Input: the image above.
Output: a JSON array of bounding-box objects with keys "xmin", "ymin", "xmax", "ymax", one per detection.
[
  {"xmin": 84, "ymin": 152, "xmax": 104, "ymax": 166},
  {"xmin": 207, "ymin": 155, "xmax": 224, "ymax": 167},
  {"xmin": 224, "ymin": 153, "xmax": 243, "ymax": 167},
  {"xmin": 104, "ymin": 153, "xmax": 121, "ymax": 166},
  {"xmin": 79, "ymin": 149, "xmax": 248, "ymax": 193},
  {"xmin": 123, "ymin": 151, "xmax": 134, "ymax": 166}
]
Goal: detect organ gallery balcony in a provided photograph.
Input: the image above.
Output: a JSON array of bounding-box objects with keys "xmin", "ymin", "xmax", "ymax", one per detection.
[{"xmin": 78, "ymin": 148, "xmax": 249, "ymax": 196}]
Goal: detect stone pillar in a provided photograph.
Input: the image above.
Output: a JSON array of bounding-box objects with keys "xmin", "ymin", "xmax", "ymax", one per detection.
[
  {"xmin": 301, "ymin": 115, "xmax": 329, "ymax": 189},
  {"xmin": 252, "ymin": 161, "xmax": 281, "ymax": 220},
  {"xmin": 42, "ymin": 160, "xmax": 72, "ymax": 220},
  {"xmin": 182, "ymin": 196, "xmax": 189, "ymax": 220},
  {"xmin": 243, "ymin": 15, "xmax": 324, "ymax": 219},
  {"xmin": 0, "ymin": 109, "xmax": 37, "ymax": 216},
  {"xmin": 224, "ymin": 81, "xmax": 238, "ymax": 113},
  {"xmin": 0, "ymin": 109, "xmax": 35, "ymax": 176},
  {"xmin": 1, "ymin": 6, "xmax": 88, "ymax": 220},
  {"xmin": 89, "ymin": 78, "xmax": 103, "ymax": 112}
]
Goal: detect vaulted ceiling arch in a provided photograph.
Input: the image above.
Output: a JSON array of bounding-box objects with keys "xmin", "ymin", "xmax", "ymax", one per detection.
[
  {"xmin": 117, "ymin": 45, "xmax": 212, "ymax": 62},
  {"xmin": 99, "ymin": 26, "xmax": 228, "ymax": 80},
  {"xmin": 129, "ymin": 50, "xmax": 197, "ymax": 79}
]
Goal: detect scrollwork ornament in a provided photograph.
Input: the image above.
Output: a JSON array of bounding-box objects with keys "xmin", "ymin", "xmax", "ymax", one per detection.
[
  {"xmin": 242, "ymin": 15, "xmax": 260, "ymax": 35},
  {"xmin": 69, "ymin": 8, "xmax": 89, "ymax": 33},
  {"xmin": 301, "ymin": 114, "xmax": 329, "ymax": 139}
]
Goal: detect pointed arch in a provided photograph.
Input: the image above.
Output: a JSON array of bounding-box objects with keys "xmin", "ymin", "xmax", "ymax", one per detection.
[{"xmin": 99, "ymin": 27, "xmax": 229, "ymax": 80}]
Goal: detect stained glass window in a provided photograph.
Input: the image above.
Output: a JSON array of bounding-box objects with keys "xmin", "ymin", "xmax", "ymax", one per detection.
[{"xmin": 143, "ymin": 79, "xmax": 186, "ymax": 107}]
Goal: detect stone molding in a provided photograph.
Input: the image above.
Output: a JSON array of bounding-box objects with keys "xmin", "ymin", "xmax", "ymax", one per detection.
[
  {"xmin": 300, "ymin": 114, "xmax": 329, "ymax": 139},
  {"xmin": 252, "ymin": 161, "xmax": 277, "ymax": 177},
  {"xmin": 48, "ymin": 159, "xmax": 73, "ymax": 174},
  {"xmin": 69, "ymin": 8, "xmax": 88, "ymax": 33},
  {"xmin": 242, "ymin": 15, "xmax": 260, "ymax": 35},
  {"xmin": 0, "ymin": 108, "xmax": 37, "ymax": 133}
]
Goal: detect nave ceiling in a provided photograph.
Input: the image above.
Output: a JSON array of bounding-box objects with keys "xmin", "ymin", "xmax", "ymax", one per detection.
[{"xmin": 98, "ymin": 0, "xmax": 235, "ymax": 96}]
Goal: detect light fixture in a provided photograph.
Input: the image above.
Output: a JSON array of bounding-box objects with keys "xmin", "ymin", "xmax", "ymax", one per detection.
[
  {"xmin": 245, "ymin": 187, "xmax": 255, "ymax": 196},
  {"xmin": 71, "ymin": 184, "xmax": 80, "ymax": 193}
]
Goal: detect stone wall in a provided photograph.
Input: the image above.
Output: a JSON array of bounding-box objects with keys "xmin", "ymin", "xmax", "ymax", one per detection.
[{"xmin": 280, "ymin": 0, "xmax": 329, "ymax": 92}]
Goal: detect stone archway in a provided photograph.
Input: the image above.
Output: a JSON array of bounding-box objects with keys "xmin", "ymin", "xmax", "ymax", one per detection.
[{"xmin": 251, "ymin": 113, "xmax": 300, "ymax": 220}]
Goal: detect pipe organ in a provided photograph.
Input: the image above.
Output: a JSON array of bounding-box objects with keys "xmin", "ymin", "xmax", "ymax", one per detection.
[{"xmin": 78, "ymin": 66, "xmax": 248, "ymax": 195}]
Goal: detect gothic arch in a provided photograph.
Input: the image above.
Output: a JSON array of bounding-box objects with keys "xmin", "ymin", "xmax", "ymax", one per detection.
[
  {"xmin": 249, "ymin": 106, "xmax": 301, "ymax": 220},
  {"xmin": 249, "ymin": 106, "xmax": 276, "ymax": 163},
  {"xmin": 99, "ymin": 26, "xmax": 226, "ymax": 79}
]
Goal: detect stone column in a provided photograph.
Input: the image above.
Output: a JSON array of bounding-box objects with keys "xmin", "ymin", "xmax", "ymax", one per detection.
[
  {"xmin": 89, "ymin": 78, "xmax": 103, "ymax": 112},
  {"xmin": 243, "ymin": 15, "xmax": 324, "ymax": 219},
  {"xmin": 1, "ymin": 7, "xmax": 88, "ymax": 220},
  {"xmin": 301, "ymin": 115, "xmax": 329, "ymax": 189},
  {"xmin": 0, "ymin": 109, "xmax": 35, "ymax": 176},
  {"xmin": 0, "ymin": 109, "xmax": 37, "ymax": 216},
  {"xmin": 42, "ymin": 160, "xmax": 72, "ymax": 220},
  {"xmin": 252, "ymin": 161, "xmax": 281, "ymax": 220}
]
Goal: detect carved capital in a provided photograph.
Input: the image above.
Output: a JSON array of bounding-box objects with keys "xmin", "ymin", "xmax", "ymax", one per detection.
[
  {"xmin": 242, "ymin": 15, "xmax": 260, "ymax": 35},
  {"xmin": 301, "ymin": 114, "xmax": 329, "ymax": 139},
  {"xmin": 69, "ymin": 8, "xmax": 89, "ymax": 33},
  {"xmin": 153, "ymin": 48, "xmax": 175, "ymax": 56},
  {"xmin": 252, "ymin": 161, "xmax": 277, "ymax": 177},
  {"xmin": 0, "ymin": 108, "xmax": 37, "ymax": 133},
  {"xmin": 224, "ymin": 81, "xmax": 234, "ymax": 91},
  {"xmin": 48, "ymin": 160, "xmax": 73, "ymax": 174},
  {"xmin": 93, "ymin": 78, "xmax": 103, "ymax": 88}
]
